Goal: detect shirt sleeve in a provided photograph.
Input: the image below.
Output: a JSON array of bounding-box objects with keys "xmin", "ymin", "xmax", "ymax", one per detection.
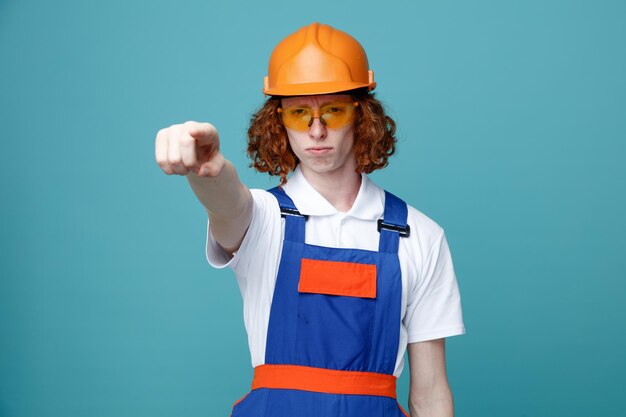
[
  {"xmin": 404, "ymin": 230, "xmax": 466, "ymax": 343},
  {"xmin": 205, "ymin": 188, "xmax": 282, "ymax": 297}
]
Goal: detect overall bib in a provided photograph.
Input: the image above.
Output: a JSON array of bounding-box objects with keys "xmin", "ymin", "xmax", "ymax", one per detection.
[{"xmin": 230, "ymin": 187, "xmax": 411, "ymax": 417}]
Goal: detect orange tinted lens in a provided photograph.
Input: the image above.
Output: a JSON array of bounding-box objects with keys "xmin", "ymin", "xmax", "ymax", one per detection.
[
  {"xmin": 319, "ymin": 102, "xmax": 356, "ymax": 129},
  {"xmin": 280, "ymin": 106, "xmax": 314, "ymax": 131},
  {"xmin": 280, "ymin": 102, "xmax": 356, "ymax": 132}
]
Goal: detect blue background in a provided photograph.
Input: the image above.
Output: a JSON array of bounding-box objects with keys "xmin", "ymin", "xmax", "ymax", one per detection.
[{"xmin": 1, "ymin": 0, "xmax": 625, "ymax": 416}]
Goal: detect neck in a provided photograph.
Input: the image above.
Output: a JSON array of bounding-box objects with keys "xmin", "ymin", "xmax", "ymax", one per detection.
[{"xmin": 299, "ymin": 164, "xmax": 362, "ymax": 213}]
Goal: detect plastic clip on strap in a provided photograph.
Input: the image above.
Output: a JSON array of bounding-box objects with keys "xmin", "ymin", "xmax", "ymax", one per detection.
[
  {"xmin": 377, "ymin": 219, "xmax": 410, "ymax": 238},
  {"xmin": 280, "ymin": 207, "xmax": 309, "ymax": 220}
]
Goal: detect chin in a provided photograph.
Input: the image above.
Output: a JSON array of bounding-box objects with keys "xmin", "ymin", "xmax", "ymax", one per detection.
[
  {"xmin": 308, "ymin": 164, "xmax": 335, "ymax": 174},
  {"xmin": 311, "ymin": 163, "xmax": 349, "ymax": 176}
]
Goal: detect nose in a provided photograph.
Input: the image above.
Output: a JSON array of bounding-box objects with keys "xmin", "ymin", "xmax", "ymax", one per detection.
[{"xmin": 308, "ymin": 116, "xmax": 327, "ymax": 141}]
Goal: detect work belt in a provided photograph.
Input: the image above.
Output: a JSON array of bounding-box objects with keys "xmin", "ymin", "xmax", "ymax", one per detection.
[{"xmin": 251, "ymin": 364, "xmax": 398, "ymax": 399}]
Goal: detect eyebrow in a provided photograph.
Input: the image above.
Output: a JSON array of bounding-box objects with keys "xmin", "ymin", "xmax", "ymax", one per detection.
[{"xmin": 284, "ymin": 98, "xmax": 352, "ymax": 107}]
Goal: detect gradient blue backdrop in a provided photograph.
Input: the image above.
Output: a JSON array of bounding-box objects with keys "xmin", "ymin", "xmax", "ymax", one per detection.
[{"xmin": 1, "ymin": 0, "xmax": 625, "ymax": 416}]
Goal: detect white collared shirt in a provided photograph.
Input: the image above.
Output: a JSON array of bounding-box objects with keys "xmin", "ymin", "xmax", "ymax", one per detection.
[{"xmin": 206, "ymin": 166, "xmax": 465, "ymax": 377}]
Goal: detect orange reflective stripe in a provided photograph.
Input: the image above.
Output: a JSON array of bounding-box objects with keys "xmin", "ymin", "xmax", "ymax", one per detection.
[
  {"xmin": 299, "ymin": 259, "xmax": 377, "ymax": 298},
  {"xmin": 251, "ymin": 364, "xmax": 396, "ymax": 398}
]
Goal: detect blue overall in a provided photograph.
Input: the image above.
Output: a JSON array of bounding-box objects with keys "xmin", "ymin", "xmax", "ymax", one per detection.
[{"xmin": 230, "ymin": 187, "xmax": 410, "ymax": 417}]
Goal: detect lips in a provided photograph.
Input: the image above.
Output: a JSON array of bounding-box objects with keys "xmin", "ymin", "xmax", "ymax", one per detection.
[
  {"xmin": 305, "ymin": 146, "xmax": 332, "ymax": 152},
  {"xmin": 306, "ymin": 146, "xmax": 333, "ymax": 154}
]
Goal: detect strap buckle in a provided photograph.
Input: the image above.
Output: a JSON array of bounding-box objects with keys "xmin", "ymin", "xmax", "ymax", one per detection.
[
  {"xmin": 377, "ymin": 219, "xmax": 410, "ymax": 238},
  {"xmin": 280, "ymin": 207, "xmax": 309, "ymax": 220}
]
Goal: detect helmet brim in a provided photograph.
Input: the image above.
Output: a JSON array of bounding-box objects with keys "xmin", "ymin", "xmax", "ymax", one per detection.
[{"xmin": 263, "ymin": 81, "xmax": 376, "ymax": 97}]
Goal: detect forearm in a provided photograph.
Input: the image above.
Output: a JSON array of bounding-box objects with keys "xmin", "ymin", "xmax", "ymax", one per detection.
[
  {"xmin": 186, "ymin": 157, "xmax": 248, "ymax": 216},
  {"xmin": 186, "ymin": 157, "xmax": 252, "ymax": 252},
  {"xmin": 409, "ymin": 384, "xmax": 454, "ymax": 417}
]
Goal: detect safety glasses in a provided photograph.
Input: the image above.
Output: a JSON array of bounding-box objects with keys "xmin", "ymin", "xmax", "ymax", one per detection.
[{"xmin": 277, "ymin": 101, "xmax": 358, "ymax": 132}]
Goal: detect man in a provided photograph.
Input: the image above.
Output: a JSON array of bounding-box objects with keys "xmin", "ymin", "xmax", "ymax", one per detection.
[{"xmin": 155, "ymin": 22, "xmax": 465, "ymax": 417}]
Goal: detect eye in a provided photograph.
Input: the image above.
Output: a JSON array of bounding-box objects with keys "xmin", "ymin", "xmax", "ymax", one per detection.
[
  {"xmin": 323, "ymin": 104, "xmax": 346, "ymax": 114},
  {"xmin": 290, "ymin": 108, "xmax": 308, "ymax": 116}
]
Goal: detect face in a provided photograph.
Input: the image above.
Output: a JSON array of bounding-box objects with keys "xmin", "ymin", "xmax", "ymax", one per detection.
[{"xmin": 280, "ymin": 94, "xmax": 357, "ymax": 179}]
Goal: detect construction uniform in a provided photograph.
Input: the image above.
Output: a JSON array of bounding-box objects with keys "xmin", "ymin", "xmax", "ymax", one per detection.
[{"xmin": 206, "ymin": 167, "xmax": 465, "ymax": 416}]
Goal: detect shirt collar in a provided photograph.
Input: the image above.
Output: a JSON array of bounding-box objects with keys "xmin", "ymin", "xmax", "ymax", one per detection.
[{"xmin": 282, "ymin": 165, "xmax": 384, "ymax": 220}]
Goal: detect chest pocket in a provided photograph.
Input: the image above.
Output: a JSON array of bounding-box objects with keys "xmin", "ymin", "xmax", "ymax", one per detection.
[
  {"xmin": 299, "ymin": 259, "xmax": 377, "ymax": 298},
  {"xmin": 295, "ymin": 258, "xmax": 378, "ymax": 370}
]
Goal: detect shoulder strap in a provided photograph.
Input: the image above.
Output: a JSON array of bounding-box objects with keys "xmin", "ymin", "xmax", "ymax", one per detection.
[
  {"xmin": 378, "ymin": 190, "xmax": 410, "ymax": 253},
  {"xmin": 267, "ymin": 186, "xmax": 306, "ymax": 243}
]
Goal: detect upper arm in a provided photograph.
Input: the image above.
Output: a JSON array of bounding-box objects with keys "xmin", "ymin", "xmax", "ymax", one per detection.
[
  {"xmin": 403, "ymin": 228, "xmax": 465, "ymax": 344},
  {"xmin": 208, "ymin": 184, "xmax": 253, "ymax": 254},
  {"xmin": 407, "ymin": 338, "xmax": 450, "ymax": 400},
  {"xmin": 205, "ymin": 188, "xmax": 282, "ymax": 274}
]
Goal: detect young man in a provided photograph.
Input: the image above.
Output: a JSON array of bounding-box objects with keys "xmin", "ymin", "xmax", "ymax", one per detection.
[{"xmin": 155, "ymin": 23, "xmax": 465, "ymax": 417}]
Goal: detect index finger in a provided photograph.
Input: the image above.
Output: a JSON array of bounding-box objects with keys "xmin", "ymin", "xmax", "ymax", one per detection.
[{"xmin": 185, "ymin": 122, "xmax": 219, "ymax": 146}]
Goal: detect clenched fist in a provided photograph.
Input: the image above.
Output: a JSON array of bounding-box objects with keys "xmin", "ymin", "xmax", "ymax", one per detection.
[{"xmin": 155, "ymin": 121, "xmax": 225, "ymax": 177}]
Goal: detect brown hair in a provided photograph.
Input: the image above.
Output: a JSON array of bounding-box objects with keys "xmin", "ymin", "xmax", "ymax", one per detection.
[{"xmin": 247, "ymin": 89, "xmax": 397, "ymax": 185}]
